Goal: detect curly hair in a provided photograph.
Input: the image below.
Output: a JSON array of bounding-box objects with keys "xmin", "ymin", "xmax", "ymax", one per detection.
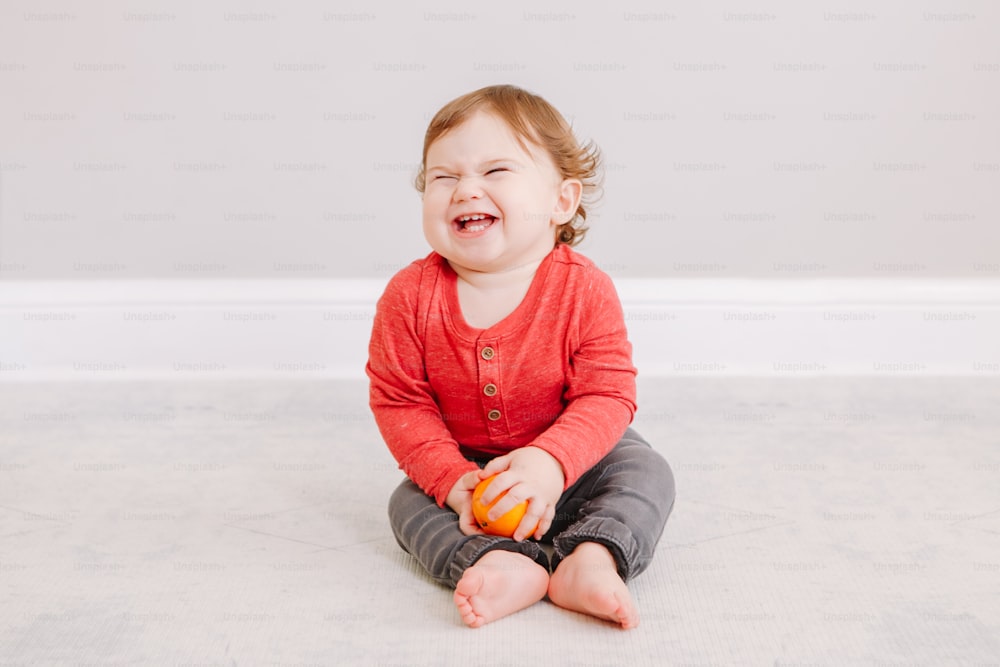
[{"xmin": 414, "ymin": 84, "xmax": 602, "ymax": 247}]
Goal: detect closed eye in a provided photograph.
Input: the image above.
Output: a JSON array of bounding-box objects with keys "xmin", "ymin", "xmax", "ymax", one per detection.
[
  {"xmin": 433, "ymin": 174, "xmax": 457, "ymax": 180},
  {"xmin": 485, "ymin": 167, "xmax": 508, "ymax": 175}
]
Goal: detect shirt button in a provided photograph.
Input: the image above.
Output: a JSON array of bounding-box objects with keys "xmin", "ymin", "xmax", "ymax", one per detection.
[
  {"xmin": 483, "ymin": 383, "xmax": 498, "ymax": 396},
  {"xmin": 481, "ymin": 347, "xmax": 495, "ymax": 360},
  {"xmin": 487, "ymin": 409, "xmax": 501, "ymax": 421}
]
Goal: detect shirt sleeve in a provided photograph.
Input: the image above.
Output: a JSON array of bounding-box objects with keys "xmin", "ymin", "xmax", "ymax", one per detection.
[
  {"xmin": 366, "ymin": 263, "xmax": 480, "ymax": 507},
  {"xmin": 527, "ymin": 268, "xmax": 637, "ymax": 489}
]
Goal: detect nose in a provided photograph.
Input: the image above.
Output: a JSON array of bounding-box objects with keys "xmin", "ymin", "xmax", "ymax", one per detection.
[{"xmin": 452, "ymin": 176, "xmax": 483, "ymax": 202}]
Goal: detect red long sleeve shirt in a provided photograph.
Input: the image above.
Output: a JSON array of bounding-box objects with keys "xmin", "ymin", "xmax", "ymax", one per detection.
[{"xmin": 366, "ymin": 243, "xmax": 637, "ymax": 507}]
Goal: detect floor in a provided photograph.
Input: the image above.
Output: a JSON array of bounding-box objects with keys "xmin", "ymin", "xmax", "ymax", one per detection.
[{"xmin": 1, "ymin": 377, "xmax": 998, "ymax": 666}]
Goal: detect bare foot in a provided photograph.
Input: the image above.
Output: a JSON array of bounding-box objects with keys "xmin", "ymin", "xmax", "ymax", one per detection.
[
  {"xmin": 547, "ymin": 541, "xmax": 639, "ymax": 629},
  {"xmin": 453, "ymin": 549, "xmax": 549, "ymax": 628}
]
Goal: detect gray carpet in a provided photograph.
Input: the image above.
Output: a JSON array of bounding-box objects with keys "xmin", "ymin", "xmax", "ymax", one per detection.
[{"xmin": 1, "ymin": 377, "xmax": 998, "ymax": 665}]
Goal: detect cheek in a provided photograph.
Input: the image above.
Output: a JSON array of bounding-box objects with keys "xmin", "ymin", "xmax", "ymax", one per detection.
[
  {"xmin": 420, "ymin": 215, "xmax": 442, "ymax": 244},
  {"xmin": 421, "ymin": 194, "xmax": 451, "ymax": 233},
  {"xmin": 422, "ymin": 190, "xmax": 446, "ymax": 216}
]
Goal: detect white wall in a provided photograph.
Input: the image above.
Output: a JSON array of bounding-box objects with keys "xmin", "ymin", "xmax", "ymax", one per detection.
[
  {"xmin": 2, "ymin": 278, "xmax": 998, "ymax": 380},
  {"xmin": 1, "ymin": 1, "xmax": 998, "ymax": 281},
  {"xmin": 1, "ymin": 2, "xmax": 997, "ymax": 380}
]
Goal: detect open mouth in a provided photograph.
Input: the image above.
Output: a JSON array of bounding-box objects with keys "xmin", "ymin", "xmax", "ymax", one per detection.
[{"xmin": 454, "ymin": 213, "xmax": 498, "ymax": 233}]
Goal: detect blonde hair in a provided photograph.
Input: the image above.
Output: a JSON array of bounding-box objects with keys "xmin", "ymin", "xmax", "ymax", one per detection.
[{"xmin": 415, "ymin": 84, "xmax": 601, "ymax": 247}]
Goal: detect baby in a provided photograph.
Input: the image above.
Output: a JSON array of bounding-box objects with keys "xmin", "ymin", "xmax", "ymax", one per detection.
[{"xmin": 367, "ymin": 84, "xmax": 675, "ymax": 629}]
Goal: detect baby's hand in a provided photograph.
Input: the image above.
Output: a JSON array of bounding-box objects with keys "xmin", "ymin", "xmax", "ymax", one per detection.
[
  {"xmin": 479, "ymin": 446, "xmax": 566, "ymax": 542},
  {"xmin": 445, "ymin": 470, "xmax": 487, "ymax": 537}
]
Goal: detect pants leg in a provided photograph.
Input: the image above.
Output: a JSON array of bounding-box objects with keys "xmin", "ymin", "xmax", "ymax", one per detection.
[
  {"xmin": 549, "ymin": 427, "xmax": 676, "ymax": 582},
  {"xmin": 388, "ymin": 477, "xmax": 549, "ymax": 589}
]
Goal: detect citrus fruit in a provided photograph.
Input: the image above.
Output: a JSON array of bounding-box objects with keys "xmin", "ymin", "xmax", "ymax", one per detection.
[{"xmin": 471, "ymin": 474, "xmax": 539, "ymax": 538}]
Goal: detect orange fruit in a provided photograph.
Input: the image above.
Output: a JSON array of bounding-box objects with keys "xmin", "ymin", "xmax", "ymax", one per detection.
[{"xmin": 471, "ymin": 474, "xmax": 538, "ymax": 538}]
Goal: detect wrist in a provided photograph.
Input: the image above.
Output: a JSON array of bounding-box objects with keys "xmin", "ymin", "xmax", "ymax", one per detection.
[
  {"xmin": 526, "ymin": 445, "xmax": 566, "ymax": 485},
  {"xmin": 445, "ymin": 467, "xmax": 477, "ymax": 510}
]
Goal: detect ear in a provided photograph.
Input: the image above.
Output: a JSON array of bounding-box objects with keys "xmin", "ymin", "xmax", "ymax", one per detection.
[{"xmin": 552, "ymin": 178, "xmax": 583, "ymax": 224}]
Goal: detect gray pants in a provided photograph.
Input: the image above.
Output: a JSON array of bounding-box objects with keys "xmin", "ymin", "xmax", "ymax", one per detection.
[{"xmin": 388, "ymin": 427, "xmax": 676, "ymax": 588}]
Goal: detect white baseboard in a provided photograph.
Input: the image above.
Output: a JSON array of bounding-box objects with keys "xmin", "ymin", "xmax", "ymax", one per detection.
[{"xmin": 1, "ymin": 278, "xmax": 998, "ymax": 381}]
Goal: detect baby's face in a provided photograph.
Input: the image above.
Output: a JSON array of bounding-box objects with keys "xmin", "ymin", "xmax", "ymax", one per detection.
[{"xmin": 421, "ymin": 110, "xmax": 578, "ymax": 276}]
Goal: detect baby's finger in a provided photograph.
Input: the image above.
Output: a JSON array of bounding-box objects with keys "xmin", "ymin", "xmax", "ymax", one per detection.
[
  {"xmin": 457, "ymin": 506, "xmax": 486, "ymax": 536},
  {"xmin": 479, "ymin": 470, "xmax": 518, "ymax": 508},
  {"xmin": 485, "ymin": 477, "xmax": 528, "ymax": 520},
  {"xmin": 512, "ymin": 497, "xmax": 547, "ymax": 542},
  {"xmin": 480, "ymin": 454, "xmax": 511, "ymax": 480},
  {"xmin": 460, "ymin": 470, "xmax": 482, "ymax": 491},
  {"xmin": 532, "ymin": 504, "xmax": 556, "ymax": 541}
]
